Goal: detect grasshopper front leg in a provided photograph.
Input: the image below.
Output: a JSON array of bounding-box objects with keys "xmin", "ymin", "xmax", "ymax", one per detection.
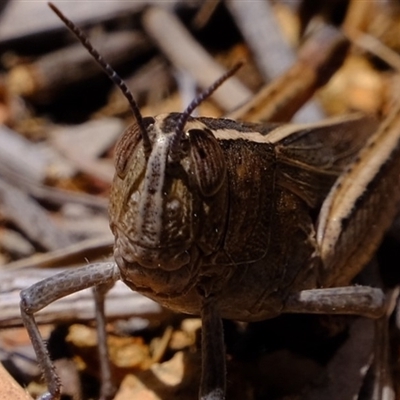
[
  {"xmin": 20, "ymin": 262, "xmax": 120, "ymax": 400},
  {"xmin": 200, "ymin": 294, "xmax": 226, "ymax": 400},
  {"xmin": 92, "ymin": 282, "xmax": 118, "ymax": 400}
]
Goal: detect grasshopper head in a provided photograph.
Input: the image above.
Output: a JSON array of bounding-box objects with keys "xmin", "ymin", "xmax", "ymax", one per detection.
[
  {"xmin": 110, "ymin": 113, "xmax": 228, "ymax": 280},
  {"xmin": 109, "ymin": 64, "xmax": 242, "ymax": 293}
]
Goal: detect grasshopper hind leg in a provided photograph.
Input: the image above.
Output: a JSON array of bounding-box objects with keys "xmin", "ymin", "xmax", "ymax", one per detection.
[{"xmin": 20, "ymin": 262, "xmax": 120, "ymax": 400}]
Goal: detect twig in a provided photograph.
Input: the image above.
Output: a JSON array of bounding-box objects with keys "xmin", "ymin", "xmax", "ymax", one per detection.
[
  {"xmin": 304, "ymin": 318, "xmax": 374, "ymax": 400},
  {"xmin": 142, "ymin": 7, "xmax": 252, "ymax": 112},
  {"xmin": 192, "ymin": 0, "xmax": 221, "ymax": 30},
  {"xmin": 0, "ymin": 178, "xmax": 73, "ymax": 251},
  {"xmin": 7, "ymin": 31, "xmax": 152, "ymax": 103},
  {"xmin": 97, "ymin": 56, "xmax": 176, "ymax": 117},
  {"xmin": 228, "ymin": 24, "xmax": 348, "ymax": 123},
  {"xmin": 0, "ymin": 162, "xmax": 108, "ymax": 210},
  {"xmin": 0, "ymin": 266, "xmax": 168, "ymax": 328},
  {"xmin": 2, "ymin": 236, "xmax": 113, "ymax": 271},
  {"xmin": 50, "ymin": 119, "xmax": 124, "ymax": 184},
  {"xmin": 226, "ymin": 0, "xmax": 326, "ymax": 122},
  {"xmin": 346, "ymin": 28, "xmax": 400, "ymax": 72},
  {"xmin": 226, "ymin": 0, "xmax": 295, "ymax": 81},
  {"xmin": 0, "ymin": 125, "xmax": 49, "ymax": 184},
  {"xmin": 0, "ymin": 1, "xmax": 147, "ymax": 44}
]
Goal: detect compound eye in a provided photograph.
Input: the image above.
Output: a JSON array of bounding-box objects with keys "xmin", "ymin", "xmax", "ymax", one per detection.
[
  {"xmin": 188, "ymin": 129, "xmax": 226, "ymax": 196},
  {"xmin": 114, "ymin": 117, "xmax": 154, "ymax": 178}
]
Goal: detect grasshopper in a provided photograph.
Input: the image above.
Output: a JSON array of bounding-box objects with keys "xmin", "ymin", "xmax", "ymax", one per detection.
[{"xmin": 20, "ymin": 3, "xmax": 400, "ymax": 400}]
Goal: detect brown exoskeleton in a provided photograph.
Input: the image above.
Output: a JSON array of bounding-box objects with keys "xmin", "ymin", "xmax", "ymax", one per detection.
[{"xmin": 20, "ymin": 3, "xmax": 400, "ymax": 400}]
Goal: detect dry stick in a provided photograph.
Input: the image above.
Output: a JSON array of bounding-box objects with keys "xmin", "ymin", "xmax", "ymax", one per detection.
[
  {"xmin": 50, "ymin": 119, "xmax": 124, "ymax": 184},
  {"xmin": 7, "ymin": 31, "xmax": 152, "ymax": 103},
  {"xmin": 0, "ymin": 161, "xmax": 108, "ymax": 210},
  {"xmin": 0, "ymin": 178, "xmax": 73, "ymax": 251},
  {"xmin": 142, "ymin": 7, "xmax": 252, "ymax": 112},
  {"xmin": 0, "ymin": 267, "xmax": 167, "ymax": 328},
  {"xmin": 345, "ymin": 28, "xmax": 400, "ymax": 72},
  {"xmin": 343, "ymin": 0, "xmax": 400, "ymax": 73},
  {"xmin": 226, "ymin": 0, "xmax": 295, "ymax": 81},
  {"xmin": 0, "ymin": 228, "xmax": 35, "ymax": 258},
  {"xmin": 0, "ymin": 125, "xmax": 50, "ymax": 183},
  {"xmin": 192, "ymin": 0, "xmax": 221, "ymax": 30},
  {"xmin": 60, "ymin": 215, "xmax": 111, "ymax": 244},
  {"xmin": 228, "ymin": 24, "xmax": 349, "ymax": 123},
  {"xmin": 304, "ymin": 318, "xmax": 375, "ymax": 400},
  {"xmin": 0, "ymin": 124, "xmax": 81, "ymax": 195},
  {"xmin": 0, "ymin": 1, "xmax": 147, "ymax": 43},
  {"xmin": 365, "ymin": 289, "xmax": 399, "ymax": 400},
  {"xmin": 0, "ymin": 114, "xmax": 114, "ymax": 211},
  {"xmin": 226, "ymin": 0, "xmax": 325, "ymax": 123},
  {"xmin": 51, "ymin": 118, "xmax": 124, "ymax": 162},
  {"xmin": 343, "ymin": 0, "xmax": 376, "ymax": 34},
  {"xmin": 3, "ymin": 236, "xmax": 113, "ymax": 271},
  {"xmin": 99, "ymin": 56, "xmax": 176, "ymax": 117}
]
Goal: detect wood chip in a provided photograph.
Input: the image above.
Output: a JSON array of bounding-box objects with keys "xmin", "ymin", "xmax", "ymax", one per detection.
[
  {"xmin": 115, "ymin": 351, "xmax": 200, "ymax": 400},
  {"xmin": 0, "ymin": 363, "xmax": 33, "ymax": 400}
]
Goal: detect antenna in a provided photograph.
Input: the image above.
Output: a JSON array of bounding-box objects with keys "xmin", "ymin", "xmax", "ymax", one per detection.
[
  {"xmin": 170, "ymin": 62, "xmax": 243, "ymax": 159},
  {"xmin": 48, "ymin": 2, "xmax": 152, "ymax": 154}
]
